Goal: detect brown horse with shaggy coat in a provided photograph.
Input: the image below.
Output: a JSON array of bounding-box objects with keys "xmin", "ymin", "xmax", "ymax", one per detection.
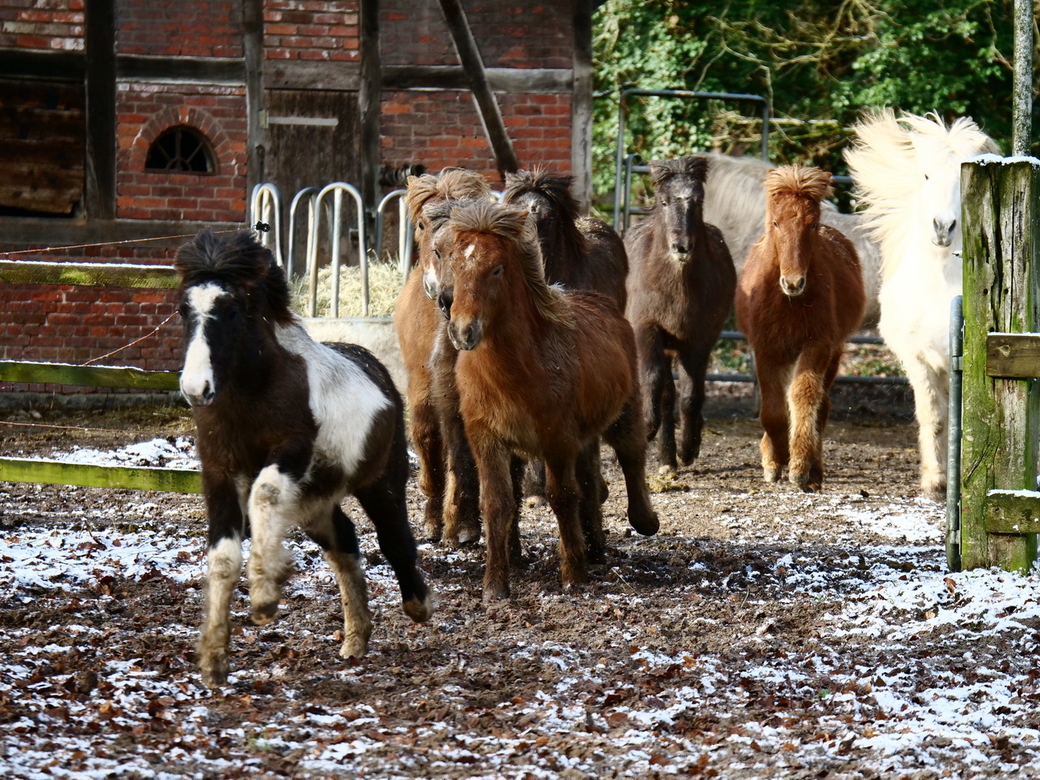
[
  {"xmin": 736, "ymin": 165, "xmax": 865, "ymax": 491},
  {"xmin": 393, "ymin": 169, "xmax": 492, "ymax": 546},
  {"xmin": 443, "ymin": 201, "xmax": 659, "ymax": 600}
]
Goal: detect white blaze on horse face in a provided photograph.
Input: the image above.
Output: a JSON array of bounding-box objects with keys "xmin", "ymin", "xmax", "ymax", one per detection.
[{"xmin": 180, "ymin": 282, "xmax": 226, "ymax": 406}]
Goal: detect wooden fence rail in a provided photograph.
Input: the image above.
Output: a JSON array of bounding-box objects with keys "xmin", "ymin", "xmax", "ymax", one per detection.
[{"xmin": 0, "ymin": 261, "xmax": 201, "ymax": 494}]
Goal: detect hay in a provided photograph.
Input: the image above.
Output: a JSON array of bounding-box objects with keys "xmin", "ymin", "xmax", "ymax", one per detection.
[{"xmin": 290, "ymin": 260, "xmax": 404, "ymax": 318}]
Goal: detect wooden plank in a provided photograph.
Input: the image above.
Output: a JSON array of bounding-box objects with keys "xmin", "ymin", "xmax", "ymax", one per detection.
[
  {"xmin": 0, "ymin": 260, "xmax": 179, "ymax": 288},
  {"xmin": 0, "ymin": 51, "xmax": 86, "ymax": 81},
  {"xmin": 960, "ymin": 158, "xmax": 1040, "ymax": 572},
  {"xmin": 437, "ymin": 0, "xmax": 519, "ymax": 175},
  {"xmin": 985, "ymin": 490, "xmax": 1040, "ymax": 534},
  {"xmin": 0, "ymin": 361, "xmax": 181, "ymax": 391},
  {"xmin": 265, "ymin": 61, "xmax": 571, "ymax": 93},
  {"xmin": 987, "ymin": 333, "xmax": 1040, "ymax": 378},
  {"xmin": 84, "ymin": 0, "xmax": 116, "ymax": 220},
  {"xmin": 0, "ymin": 457, "xmax": 201, "ymax": 494},
  {"xmin": 243, "ymin": 0, "xmax": 265, "ymax": 198},
  {"xmin": 359, "ymin": 0, "xmax": 381, "ymax": 248},
  {"xmin": 118, "ymin": 55, "xmax": 245, "ymax": 85},
  {"xmin": 570, "ymin": 0, "xmax": 594, "ymax": 212}
]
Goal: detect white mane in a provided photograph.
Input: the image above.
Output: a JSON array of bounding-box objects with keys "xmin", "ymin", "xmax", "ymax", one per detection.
[{"xmin": 843, "ymin": 109, "xmax": 998, "ymax": 281}]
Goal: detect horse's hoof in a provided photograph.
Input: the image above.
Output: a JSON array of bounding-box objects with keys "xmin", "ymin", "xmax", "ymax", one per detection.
[
  {"xmin": 339, "ymin": 634, "xmax": 368, "ymax": 660},
  {"xmin": 657, "ymin": 464, "xmax": 676, "ymax": 476},
  {"xmin": 524, "ymin": 494, "xmax": 547, "ymax": 509},
  {"xmin": 921, "ymin": 477, "xmax": 946, "ymax": 502},
  {"xmin": 457, "ymin": 522, "xmax": 482, "ymax": 546},
  {"xmin": 628, "ymin": 508, "xmax": 660, "ymax": 536},
  {"xmin": 251, "ymin": 602, "xmax": 279, "ymax": 626},
  {"xmin": 789, "ymin": 470, "xmax": 821, "ymax": 493},
  {"xmin": 482, "ymin": 584, "xmax": 510, "ymax": 603},
  {"xmin": 403, "ymin": 593, "xmax": 434, "ymax": 623},
  {"xmin": 762, "ymin": 465, "xmax": 782, "ymax": 483},
  {"xmin": 199, "ymin": 655, "xmax": 229, "ymax": 688}
]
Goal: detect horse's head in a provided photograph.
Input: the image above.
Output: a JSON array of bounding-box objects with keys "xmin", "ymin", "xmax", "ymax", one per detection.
[
  {"xmin": 174, "ymin": 230, "xmax": 291, "ymax": 407},
  {"xmin": 649, "ymin": 156, "xmax": 709, "ymax": 263},
  {"xmin": 763, "ymin": 166, "xmax": 832, "ymax": 298},
  {"xmin": 911, "ymin": 132, "xmax": 963, "ymax": 249},
  {"xmin": 503, "ymin": 169, "xmax": 578, "ymax": 248},
  {"xmin": 442, "ymin": 202, "xmax": 542, "ymax": 351}
]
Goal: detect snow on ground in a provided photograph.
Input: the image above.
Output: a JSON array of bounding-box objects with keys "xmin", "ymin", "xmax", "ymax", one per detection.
[{"xmin": 1, "ymin": 439, "xmax": 1039, "ymax": 778}]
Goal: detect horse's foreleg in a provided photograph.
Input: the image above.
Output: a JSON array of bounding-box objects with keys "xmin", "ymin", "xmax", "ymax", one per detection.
[
  {"xmin": 198, "ymin": 478, "xmax": 244, "ymax": 687},
  {"xmin": 575, "ymin": 442, "xmax": 606, "ymax": 565},
  {"xmin": 657, "ymin": 357, "xmax": 678, "ymax": 472},
  {"xmin": 509, "ymin": 456, "xmax": 526, "ymax": 567},
  {"xmin": 676, "ymin": 348, "xmax": 711, "ymax": 466},
  {"xmin": 246, "ymin": 465, "xmax": 298, "ymax": 626},
  {"xmin": 787, "ymin": 352, "xmax": 829, "ymax": 492},
  {"xmin": 472, "ymin": 437, "xmax": 517, "ymax": 601},
  {"xmin": 756, "ymin": 360, "xmax": 791, "ymax": 483},
  {"xmin": 903, "ymin": 358, "xmax": 949, "ymax": 500},
  {"xmin": 604, "ymin": 396, "xmax": 660, "ymax": 537},
  {"xmin": 354, "ymin": 447, "xmax": 433, "ymax": 624},
  {"xmin": 544, "ymin": 453, "xmax": 588, "ymax": 590},
  {"xmin": 306, "ymin": 506, "xmax": 373, "ymax": 659},
  {"xmin": 408, "ymin": 374, "xmax": 446, "ymax": 542},
  {"xmin": 634, "ymin": 325, "xmax": 667, "ymax": 443}
]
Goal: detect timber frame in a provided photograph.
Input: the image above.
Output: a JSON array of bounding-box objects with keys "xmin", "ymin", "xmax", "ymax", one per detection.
[{"xmin": 0, "ymin": 0, "xmax": 596, "ymax": 246}]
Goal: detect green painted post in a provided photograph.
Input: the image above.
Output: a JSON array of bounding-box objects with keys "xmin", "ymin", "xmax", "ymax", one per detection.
[{"xmin": 960, "ymin": 157, "xmax": 1040, "ymax": 571}]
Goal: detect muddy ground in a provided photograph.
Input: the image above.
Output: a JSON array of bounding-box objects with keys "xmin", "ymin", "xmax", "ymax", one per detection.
[{"xmin": 1, "ymin": 385, "xmax": 1039, "ymax": 779}]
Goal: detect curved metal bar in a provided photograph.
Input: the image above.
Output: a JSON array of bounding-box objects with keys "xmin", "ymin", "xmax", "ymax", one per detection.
[
  {"xmin": 375, "ymin": 189, "xmax": 412, "ymax": 280},
  {"xmin": 308, "ymin": 182, "xmax": 368, "ymax": 318},
  {"xmin": 287, "ymin": 187, "xmax": 320, "ymax": 281},
  {"xmin": 249, "ymin": 182, "xmax": 284, "ymax": 267}
]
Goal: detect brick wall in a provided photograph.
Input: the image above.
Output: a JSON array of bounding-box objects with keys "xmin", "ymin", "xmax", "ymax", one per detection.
[
  {"xmin": 115, "ymin": 84, "xmax": 249, "ymax": 223},
  {"xmin": 118, "ymin": 0, "xmax": 241, "ymax": 58},
  {"xmin": 0, "ymin": 0, "xmax": 83, "ymax": 51},
  {"xmin": 264, "ymin": 0, "xmax": 358, "ymax": 62},
  {"xmin": 381, "ymin": 90, "xmax": 573, "ymax": 185}
]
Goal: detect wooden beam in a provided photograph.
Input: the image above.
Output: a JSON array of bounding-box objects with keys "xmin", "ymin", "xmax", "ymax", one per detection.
[
  {"xmin": 437, "ymin": 0, "xmax": 519, "ymax": 175},
  {"xmin": 0, "ymin": 49, "xmax": 85, "ymax": 81},
  {"xmin": 0, "ymin": 361, "xmax": 180, "ymax": 390},
  {"xmin": 985, "ymin": 489, "xmax": 1040, "ymax": 534},
  {"xmin": 571, "ymin": 0, "xmax": 594, "ymax": 212},
  {"xmin": 0, "ymin": 260, "xmax": 179, "ymax": 288},
  {"xmin": 359, "ymin": 0, "xmax": 381, "ymax": 248},
  {"xmin": 118, "ymin": 55, "xmax": 245, "ymax": 85},
  {"xmin": 84, "ymin": 0, "xmax": 116, "ymax": 220},
  {"xmin": 243, "ymin": 0, "xmax": 266, "ymax": 194},
  {"xmin": 987, "ymin": 333, "xmax": 1040, "ymax": 378},
  {"xmin": 265, "ymin": 61, "xmax": 572, "ymax": 93},
  {"xmin": 0, "ymin": 457, "xmax": 201, "ymax": 494}
]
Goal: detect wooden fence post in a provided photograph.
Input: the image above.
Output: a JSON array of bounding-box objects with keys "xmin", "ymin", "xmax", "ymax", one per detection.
[{"xmin": 960, "ymin": 157, "xmax": 1040, "ymax": 571}]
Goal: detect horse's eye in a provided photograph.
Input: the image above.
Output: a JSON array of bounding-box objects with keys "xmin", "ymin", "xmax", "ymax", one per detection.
[
  {"xmin": 432, "ymin": 249, "xmax": 441, "ymax": 260},
  {"xmin": 491, "ymin": 266, "xmax": 503, "ymax": 277},
  {"xmin": 924, "ymin": 173, "xmax": 930, "ymax": 181},
  {"xmin": 417, "ymin": 222, "xmax": 425, "ymax": 231},
  {"xmin": 811, "ymin": 221, "xmax": 819, "ymax": 230},
  {"xmin": 772, "ymin": 221, "xmax": 779, "ymax": 229}
]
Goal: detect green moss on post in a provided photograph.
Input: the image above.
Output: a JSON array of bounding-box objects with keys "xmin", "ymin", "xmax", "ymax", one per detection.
[{"xmin": 960, "ymin": 158, "xmax": 1040, "ymax": 572}]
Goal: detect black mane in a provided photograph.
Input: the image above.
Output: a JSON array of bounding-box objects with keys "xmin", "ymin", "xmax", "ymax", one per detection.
[
  {"xmin": 503, "ymin": 169, "xmax": 581, "ymax": 225},
  {"xmin": 175, "ymin": 230, "xmax": 294, "ymax": 324}
]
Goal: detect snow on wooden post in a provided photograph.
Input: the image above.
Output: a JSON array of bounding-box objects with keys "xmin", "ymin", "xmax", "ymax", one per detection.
[{"xmin": 959, "ymin": 156, "xmax": 1040, "ymax": 572}]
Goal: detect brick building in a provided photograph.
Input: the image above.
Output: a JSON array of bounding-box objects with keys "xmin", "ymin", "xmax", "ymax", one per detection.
[{"xmin": 0, "ymin": 0, "xmax": 595, "ymax": 402}]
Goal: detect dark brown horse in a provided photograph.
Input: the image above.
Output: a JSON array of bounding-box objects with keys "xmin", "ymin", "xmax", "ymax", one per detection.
[
  {"xmin": 442, "ymin": 200, "xmax": 658, "ymax": 600},
  {"xmin": 176, "ymin": 230, "xmax": 430, "ymax": 686},
  {"xmin": 502, "ymin": 169, "xmax": 629, "ymax": 504},
  {"xmin": 624, "ymin": 156, "xmax": 737, "ymax": 472},
  {"xmin": 735, "ymin": 165, "xmax": 865, "ymax": 491},
  {"xmin": 393, "ymin": 168, "xmax": 492, "ymax": 546}
]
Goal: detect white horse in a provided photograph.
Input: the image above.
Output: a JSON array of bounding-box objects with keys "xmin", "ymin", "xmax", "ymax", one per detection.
[
  {"xmin": 694, "ymin": 152, "xmax": 883, "ymax": 327},
  {"xmin": 844, "ymin": 109, "xmax": 999, "ymax": 500}
]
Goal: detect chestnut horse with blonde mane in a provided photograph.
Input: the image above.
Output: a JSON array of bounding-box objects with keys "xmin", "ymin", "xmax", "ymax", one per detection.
[
  {"xmin": 736, "ymin": 166, "xmax": 865, "ymax": 492},
  {"xmin": 393, "ymin": 168, "xmax": 493, "ymax": 546},
  {"xmin": 442, "ymin": 200, "xmax": 659, "ymax": 600}
]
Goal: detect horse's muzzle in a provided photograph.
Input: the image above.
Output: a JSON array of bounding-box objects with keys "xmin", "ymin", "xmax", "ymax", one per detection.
[
  {"xmin": 932, "ymin": 218, "xmax": 957, "ymax": 248},
  {"xmin": 180, "ymin": 380, "xmax": 216, "ymax": 408},
  {"xmin": 780, "ymin": 275, "xmax": 806, "ymax": 297},
  {"xmin": 448, "ymin": 319, "xmax": 482, "ymax": 351}
]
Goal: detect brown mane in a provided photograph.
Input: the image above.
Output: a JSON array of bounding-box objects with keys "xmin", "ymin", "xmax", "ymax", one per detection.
[
  {"xmin": 764, "ymin": 165, "xmax": 833, "ymax": 205},
  {"xmin": 405, "ymin": 168, "xmax": 492, "ymax": 224},
  {"xmin": 449, "ymin": 200, "xmax": 573, "ymax": 328}
]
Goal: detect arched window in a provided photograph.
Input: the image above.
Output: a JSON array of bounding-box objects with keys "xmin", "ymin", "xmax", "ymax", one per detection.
[{"xmin": 145, "ymin": 125, "xmax": 216, "ymax": 173}]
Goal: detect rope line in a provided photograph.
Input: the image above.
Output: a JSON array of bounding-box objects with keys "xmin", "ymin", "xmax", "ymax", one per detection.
[
  {"xmin": 0, "ymin": 228, "xmax": 244, "ymax": 259},
  {"xmin": 82, "ymin": 312, "xmax": 179, "ymax": 366}
]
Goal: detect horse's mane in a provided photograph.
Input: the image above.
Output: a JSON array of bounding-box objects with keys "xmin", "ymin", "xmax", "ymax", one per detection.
[
  {"xmin": 404, "ymin": 168, "xmax": 492, "ymax": 224},
  {"xmin": 448, "ymin": 201, "xmax": 573, "ymax": 327},
  {"xmin": 175, "ymin": 230, "xmax": 293, "ymax": 324},
  {"xmin": 649, "ymin": 155, "xmax": 710, "ymax": 190},
  {"xmin": 844, "ymin": 109, "xmax": 999, "ymax": 277},
  {"xmin": 503, "ymin": 168, "xmax": 581, "ymax": 224},
  {"xmin": 764, "ymin": 165, "xmax": 833, "ymax": 207}
]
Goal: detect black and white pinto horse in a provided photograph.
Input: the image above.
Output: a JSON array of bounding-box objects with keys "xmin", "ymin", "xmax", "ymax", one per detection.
[{"xmin": 176, "ymin": 230, "xmax": 432, "ymax": 687}]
